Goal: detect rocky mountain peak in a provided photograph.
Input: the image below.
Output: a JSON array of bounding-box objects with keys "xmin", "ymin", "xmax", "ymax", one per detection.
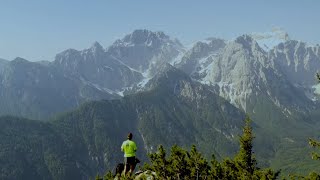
[
  {"xmin": 156, "ymin": 63, "xmax": 180, "ymax": 75},
  {"xmin": 174, "ymin": 37, "xmax": 226, "ymax": 76},
  {"xmin": 110, "ymin": 29, "xmax": 182, "ymax": 50},
  {"xmin": 206, "ymin": 38, "xmax": 226, "ymax": 48},
  {"xmin": 234, "ymin": 34, "xmax": 258, "ymax": 49},
  {"xmin": 0, "ymin": 58, "xmax": 8, "ymax": 62},
  {"xmin": 54, "ymin": 49, "xmax": 81, "ymax": 66},
  {"xmin": 282, "ymin": 40, "xmax": 305, "ymax": 49},
  {"xmin": 224, "ymin": 34, "xmax": 266, "ymax": 61},
  {"xmin": 250, "ymin": 28, "xmax": 290, "ymax": 51},
  {"xmin": 269, "ymin": 39, "xmax": 320, "ymax": 101},
  {"xmin": 11, "ymin": 57, "xmax": 30, "ymax": 64},
  {"xmin": 90, "ymin": 41, "xmax": 104, "ymax": 53},
  {"xmin": 189, "ymin": 38, "xmax": 226, "ymax": 55},
  {"xmin": 146, "ymin": 63, "xmax": 191, "ymax": 90},
  {"xmin": 190, "ymin": 42, "xmax": 210, "ymax": 54},
  {"xmin": 107, "ymin": 29, "xmax": 183, "ymax": 73},
  {"xmin": 54, "ymin": 42, "xmax": 106, "ymax": 67},
  {"xmin": 123, "ymin": 29, "xmax": 169, "ymax": 45},
  {"xmin": 55, "ymin": 49, "xmax": 79, "ymax": 58},
  {"xmin": 0, "ymin": 58, "xmax": 8, "ymax": 70}
]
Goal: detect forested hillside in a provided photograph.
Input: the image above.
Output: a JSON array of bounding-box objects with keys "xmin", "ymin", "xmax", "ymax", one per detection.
[
  {"xmin": 0, "ymin": 69, "xmax": 319, "ymax": 180},
  {"xmin": 0, "ymin": 68, "xmax": 246, "ymax": 179}
]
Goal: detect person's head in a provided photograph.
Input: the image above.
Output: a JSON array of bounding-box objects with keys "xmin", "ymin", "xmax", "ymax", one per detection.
[{"xmin": 127, "ymin": 133, "xmax": 133, "ymax": 140}]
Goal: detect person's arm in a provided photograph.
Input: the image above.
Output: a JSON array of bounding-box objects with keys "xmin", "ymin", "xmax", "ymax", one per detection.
[
  {"xmin": 121, "ymin": 142, "xmax": 124, "ymax": 152},
  {"xmin": 133, "ymin": 142, "xmax": 137, "ymax": 152}
]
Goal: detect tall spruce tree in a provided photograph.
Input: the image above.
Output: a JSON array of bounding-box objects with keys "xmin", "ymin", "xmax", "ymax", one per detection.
[
  {"xmin": 234, "ymin": 115, "xmax": 256, "ymax": 179},
  {"xmin": 231, "ymin": 115, "xmax": 279, "ymax": 180}
]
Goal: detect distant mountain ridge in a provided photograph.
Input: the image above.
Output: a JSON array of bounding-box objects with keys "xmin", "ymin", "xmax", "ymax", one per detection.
[
  {"xmin": 0, "ymin": 29, "xmax": 320, "ymax": 179},
  {"xmin": 0, "ymin": 67, "xmax": 247, "ymax": 179},
  {"xmin": 0, "ymin": 28, "xmax": 319, "ymax": 126},
  {"xmin": 0, "ymin": 57, "xmax": 118, "ymax": 120},
  {"xmin": 0, "ymin": 30, "xmax": 184, "ymax": 119}
]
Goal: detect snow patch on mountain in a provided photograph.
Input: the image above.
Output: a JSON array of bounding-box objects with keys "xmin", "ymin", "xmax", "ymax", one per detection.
[
  {"xmin": 137, "ymin": 71, "xmax": 152, "ymax": 88},
  {"xmin": 198, "ymin": 51, "xmax": 220, "ymax": 72},
  {"xmin": 251, "ymin": 28, "xmax": 289, "ymax": 51},
  {"xmin": 78, "ymin": 76, "xmax": 116, "ymax": 95},
  {"xmin": 313, "ymin": 84, "xmax": 320, "ymax": 96},
  {"xmin": 170, "ymin": 50, "xmax": 185, "ymax": 66}
]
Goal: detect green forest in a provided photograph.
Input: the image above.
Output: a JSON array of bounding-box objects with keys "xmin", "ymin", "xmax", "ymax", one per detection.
[
  {"xmin": 1, "ymin": 73, "xmax": 319, "ymax": 180},
  {"xmin": 96, "ymin": 116, "xmax": 320, "ymax": 180}
]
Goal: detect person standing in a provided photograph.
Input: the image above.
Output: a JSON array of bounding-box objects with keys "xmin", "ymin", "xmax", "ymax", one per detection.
[{"xmin": 121, "ymin": 133, "xmax": 137, "ymax": 175}]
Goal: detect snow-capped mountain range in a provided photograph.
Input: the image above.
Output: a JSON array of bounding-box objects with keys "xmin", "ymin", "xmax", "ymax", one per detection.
[
  {"xmin": 0, "ymin": 29, "xmax": 319, "ymax": 121},
  {"xmin": 1, "ymin": 29, "xmax": 320, "ymax": 180}
]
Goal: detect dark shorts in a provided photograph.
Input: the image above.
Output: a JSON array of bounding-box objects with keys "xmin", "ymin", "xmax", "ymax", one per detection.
[{"xmin": 124, "ymin": 156, "xmax": 135, "ymax": 166}]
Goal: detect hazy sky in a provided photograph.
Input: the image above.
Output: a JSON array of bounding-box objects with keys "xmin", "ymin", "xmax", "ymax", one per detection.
[{"xmin": 0, "ymin": 0, "xmax": 319, "ymax": 61}]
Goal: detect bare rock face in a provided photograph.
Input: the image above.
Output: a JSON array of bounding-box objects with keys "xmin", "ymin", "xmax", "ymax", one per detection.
[
  {"xmin": 269, "ymin": 41, "xmax": 320, "ymax": 99},
  {"xmin": 172, "ymin": 34, "xmax": 317, "ymax": 143},
  {"xmin": 0, "ymin": 57, "xmax": 119, "ymax": 120},
  {"xmin": 0, "ymin": 29, "xmax": 319, "ymax": 125},
  {"xmin": 0, "ymin": 58, "xmax": 8, "ymax": 71},
  {"xmin": 0, "ymin": 30, "xmax": 185, "ymax": 119},
  {"xmin": 176, "ymin": 38, "xmax": 226, "ymax": 77},
  {"xmin": 53, "ymin": 42, "xmax": 143, "ymax": 91},
  {"xmin": 108, "ymin": 29, "xmax": 184, "ymax": 74},
  {"xmin": 200, "ymin": 35, "xmax": 270, "ymax": 110}
]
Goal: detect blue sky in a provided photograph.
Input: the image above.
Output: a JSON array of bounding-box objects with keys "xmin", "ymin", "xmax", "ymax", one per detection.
[{"xmin": 0, "ymin": 0, "xmax": 319, "ymax": 61}]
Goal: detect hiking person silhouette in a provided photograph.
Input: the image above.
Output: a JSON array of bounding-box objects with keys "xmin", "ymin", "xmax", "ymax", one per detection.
[{"xmin": 121, "ymin": 133, "xmax": 137, "ymax": 175}]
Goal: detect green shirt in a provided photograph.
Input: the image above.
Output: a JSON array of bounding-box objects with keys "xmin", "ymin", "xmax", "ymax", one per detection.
[{"xmin": 121, "ymin": 140, "xmax": 137, "ymax": 157}]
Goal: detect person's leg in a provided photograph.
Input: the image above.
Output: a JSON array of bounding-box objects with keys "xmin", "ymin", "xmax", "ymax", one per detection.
[
  {"xmin": 130, "ymin": 164, "xmax": 134, "ymax": 173},
  {"xmin": 123, "ymin": 157, "xmax": 129, "ymax": 175},
  {"xmin": 128, "ymin": 157, "xmax": 135, "ymax": 174}
]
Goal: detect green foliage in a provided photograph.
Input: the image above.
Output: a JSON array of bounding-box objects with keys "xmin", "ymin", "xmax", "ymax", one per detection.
[
  {"xmin": 147, "ymin": 145, "xmax": 172, "ymax": 179},
  {"xmin": 0, "ymin": 116, "xmax": 82, "ymax": 180},
  {"xmin": 309, "ymin": 138, "xmax": 320, "ymax": 160},
  {"xmin": 210, "ymin": 154, "xmax": 224, "ymax": 179},
  {"xmin": 187, "ymin": 145, "xmax": 210, "ymax": 178},
  {"xmin": 145, "ymin": 144, "xmax": 210, "ymax": 179},
  {"xmin": 95, "ymin": 174, "xmax": 103, "ymax": 180},
  {"xmin": 103, "ymin": 171, "xmax": 113, "ymax": 180},
  {"xmin": 292, "ymin": 138, "xmax": 320, "ymax": 179},
  {"xmin": 290, "ymin": 73, "xmax": 320, "ymax": 179},
  {"xmin": 138, "ymin": 116, "xmax": 279, "ymax": 180},
  {"xmin": 234, "ymin": 115, "xmax": 256, "ymax": 177},
  {"xmin": 1, "ymin": 79, "xmax": 319, "ymax": 180},
  {"xmin": 210, "ymin": 116, "xmax": 280, "ymax": 180},
  {"xmin": 311, "ymin": 73, "xmax": 320, "ymax": 161}
]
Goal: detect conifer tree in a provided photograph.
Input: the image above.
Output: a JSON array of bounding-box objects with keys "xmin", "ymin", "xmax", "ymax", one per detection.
[
  {"xmin": 186, "ymin": 145, "xmax": 210, "ymax": 179},
  {"xmin": 168, "ymin": 145, "xmax": 189, "ymax": 179},
  {"xmin": 234, "ymin": 115, "xmax": 256, "ymax": 178},
  {"xmin": 210, "ymin": 154, "xmax": 224, "ymax": 179},
  {"xmin": 147, "ymin": 145, "xmax": 172, "ymax": 179},
  {"xmin": 232, "ymin": 115, "xmax": 279, "ymax": 180}
]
